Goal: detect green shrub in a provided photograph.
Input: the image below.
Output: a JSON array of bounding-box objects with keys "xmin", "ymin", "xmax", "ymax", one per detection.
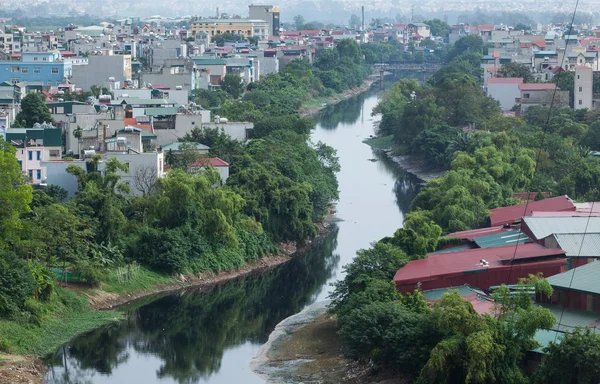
[
  {"xmin": 0, "ymin": 337, "xmax": 13, "ymax": 353},
  {"xmin": 73, "ymin": 260, "xmax": 108, "ymax": 287},
  {"xmin": 0, "ymin": 251, "xmax": 35, "ymax": 319},
  {"xmin": 338, "ymin": 301, "xmax": 441, "ymax": 376}
]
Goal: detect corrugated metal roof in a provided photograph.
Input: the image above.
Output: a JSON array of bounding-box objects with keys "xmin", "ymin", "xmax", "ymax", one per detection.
[
  {"xmin": 422, "ymin": 285, "xmax": 485, "ymax": 300},
  {"xmin": 430, "ymin": 244, "xmax": 473, "ymax": 254},
  {"xmin": 541, "ymin": 303, "xmax": 600, "ymax": 333},
  {"xmin": 162, "ymin": 142, "xmax": 209, "ymax": 151},
  {"xmin": 531, "ymin": 329, "xmax": 564, "ymax": 353},
  {"xmin": 144, "ymin": 107, "xmax": 179, "ymax": 116},
  {"xmin": 489, "ymin": 195, "xmax": 575, "ymax": 226},
  {"xmin": 445, "ymin": 226, "xmax": 507, "ymax": 240},
  {"xmin": 553, "ymin": 233, "xmax": 600, "ymax": 258},
  {"xmin": 394, "ymin": 243, "xmax": 566, "ymax": 284},
  {"xmin": 523, "ymin": 216, "xmax": 600, "ymax": 240},
  {"xmin": 547, "ymin": 260, "xmax": 600, "ymax": 294},
  {"xmin": 474, "ymin": 230, "xmax": 532, "ymax": 248}
]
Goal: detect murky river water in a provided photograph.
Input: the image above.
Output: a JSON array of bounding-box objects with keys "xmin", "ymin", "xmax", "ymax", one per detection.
[{"xmin": 44, "ymin": 88, "xmax": 422, "ymax": 384}]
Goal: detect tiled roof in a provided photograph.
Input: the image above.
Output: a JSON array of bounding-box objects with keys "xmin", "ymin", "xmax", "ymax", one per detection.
[
  {"xmin": 188, "ymin": 157, "xmax": 229, "ymax": 167},
  {"xmin": 519, "ymin": 83, "xmax": 558, "ymax": 91},
  {"xmin": 487, "ymin": 77, "xmax": 524, "ymax": 84}
]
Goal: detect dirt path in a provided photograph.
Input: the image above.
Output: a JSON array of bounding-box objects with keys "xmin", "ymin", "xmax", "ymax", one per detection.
[{"xmin": 0, "ymin": 355, "xmax": 44, "ymax": 384}]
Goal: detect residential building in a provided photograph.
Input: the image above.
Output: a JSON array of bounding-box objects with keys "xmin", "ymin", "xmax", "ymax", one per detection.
[
  {"xmin": 190, "ymin": 19, "xmax": 270, "ymax": 40},
  {"xmin": 71, "ymin": 53, "xmax": 132, "ymax": 91},
  {"xmin": 519, "ymin": 83, "xmax": 569, "ymax": 113},
  {"xmin": 248, "ymin": 5, "xmax": 281, "ymax": 36},
  {"xmin": 574, "ymin": 66, "xmax": 593, "ymax": 110},
  {"xmin": 486, "ymin": 77, "xmax": 523, "ymax": 111},
  {"xmin": 0, "ymin": 51, "xmax": 72, "ymax": 86},
  {"xmin": 187, "ymin": 157, "xmax": 229, "ymax": 185},
  {"xmin": 140, "ymin": 63, "xmax": 199, "ymax": 95},
  {"xmin": 5, "ymin": 126, "xmax": 62, "ymax": 184},
  {"xmin": 407, "ymin": 23, "xmax": 431, "ymax": 40}
]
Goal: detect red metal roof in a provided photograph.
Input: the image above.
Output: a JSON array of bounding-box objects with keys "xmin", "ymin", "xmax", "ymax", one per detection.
[
  {"xmin": 489, "ymin": 195, "xmax": 575, "ymax": 226},
  {"xmin": 519, "ymin": 83, "xmax": 558, "ymax": 91},
  {"xmin": 446, "ymin": 226, "xmax": 507, "ymax": 240},
  {"xmin": 487, "ymin": 77, "xmax": 524, "ymax": 84},
  {"xmin": 188, "ymin": 157, "xmax": 229, "ymax": 167},
  {"xmin": 393, "ymin": 243, "xmax": 566, "ymax": 285},
  {"xmin": 532, "ymin": 40, "xmax": 546, "ymax": 48},
  {"xmin": 512, "ymin": 191, "xmax": 551, "ymax": 202}
]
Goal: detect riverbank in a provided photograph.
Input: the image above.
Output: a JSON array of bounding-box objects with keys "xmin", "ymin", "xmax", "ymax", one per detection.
[
  {"xmin": 299, "ymin": 75, "xmax": 378, "ymax": 118},
  {"xmin": 363, "ymin": 134, "xmax": 444, "ymax": 182},
  {"xmin": 251, "ymin": 301, "xmax": 405, "ymax": 384},
  {"xmin": 0, "ymin": 219, "xmax": 332, "ymax": 384}
]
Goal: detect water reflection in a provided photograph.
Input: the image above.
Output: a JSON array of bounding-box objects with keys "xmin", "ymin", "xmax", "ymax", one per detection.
[
  {"xmin": 45, "ymin": 228, "xmax": 340, "ymax": 384},
  {"xmin": 45, "ymin": 86, "xmax": 424, "ymax": 384}
]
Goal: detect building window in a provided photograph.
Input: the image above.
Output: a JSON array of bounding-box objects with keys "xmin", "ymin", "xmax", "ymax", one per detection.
[
  {"xmin": 36, "ymin": 150, "xmax": 41, "ymax": 160},
  {"xmin": 51, "ymin": 68, "xmax": 59, "ymax": 74},
  {"xmin": 17, "ymin": 160, "xmax": 22, "ymax": 169},
  {"xmin": 34, "ymin": 68, "xmax": 41, "ymax": 74},
  {"xmin": 28, "ymin": 151, "xmax": 33, "ymax": 160},
  {"xmin": 33, "ymin": 56, "xmax": 38, "ymax": 61},
  {"xmin": 579, "ymin": 100, "xmax": 583, "ymax": 105},
  {"xmin": 11, "ymin": 66, "xmax": 19, "ymax": 72},
  {"xmin": 523, "ymin": 93, "xmax": 530, "ymax": 99},
  {"xmin": 21, "ymin": 68, "xmax": 28, "ymax": 74},
  {"xmin": 47, "ymin": 81, "xmax": 52, "ymax": 86},
  {"xmin": 28, "ymin": 170, "xmax": 33, "ymax": 179},
  {"xmin": 43, "ymin": 57, "xmax": 47, "ymax": 61},
  {"xmin": 579, "ymin": 87, "xmax": 583, "ymax": 92},
  {"xmin": 578, "ymin": 75, "xmax": 580, "ymax": 79},
  {"xmin": 11, "ymin": 78, "xmax": 19, "ymax": 84},
  {"xmin": 49, "ymin": 149, "xmax": 59, "ymax": 158},
  {"xmin": 36, "ymin": 169, "xmax": 41, "ymax": 180}
]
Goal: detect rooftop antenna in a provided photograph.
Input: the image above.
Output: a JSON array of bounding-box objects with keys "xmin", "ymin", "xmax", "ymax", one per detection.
[
  {"xmin": 411, "ymin": 6, "xmax": 415, "ymax": 23},
  {"xmin": 216, "ymin": 7, "xmax": 219, "ymax": 19}
]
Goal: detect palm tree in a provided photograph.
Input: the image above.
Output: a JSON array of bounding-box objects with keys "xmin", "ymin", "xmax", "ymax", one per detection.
[
  {"xmin": 73, "ymin": 125, "xmax": 83, "ymax": 158},
  {"xmin": 165, "ymin": 149, "xmax": 176, "ymax": 167}
]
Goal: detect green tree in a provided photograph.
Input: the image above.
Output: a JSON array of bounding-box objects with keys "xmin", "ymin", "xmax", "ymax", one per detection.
[
  {"xmin": 0, "ymin": 138, "xmax": 33, "ymax": 246},
  {"xmin": 533, "ymin": 328, "xmax": 600, "ymax": 384},
  {"xmin": 220, "ymin": 74, "xmax": 244, "ymax": 99},
  {"xmin": 497, "ymin": 62, "xmax": 534, "ymax": 82},
  {"xmin": 349, "ymin": 14, "xmax": 361, "ymax": 28},
  {"xmin": 293, "ymin": 15, "xmax": 305, "ymax": 30},
  {"xmin": 424, "ymin": 19, "xmax": 451, "ymax": 37},
  {"xmin": 15, "ymin": 92, "xmax": 54, "ymax": 127}
]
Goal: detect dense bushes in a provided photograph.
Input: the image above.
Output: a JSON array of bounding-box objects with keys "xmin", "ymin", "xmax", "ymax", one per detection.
[{"xmin": 0, "ymin": 251, "xmax": 35, "ymax": 318}]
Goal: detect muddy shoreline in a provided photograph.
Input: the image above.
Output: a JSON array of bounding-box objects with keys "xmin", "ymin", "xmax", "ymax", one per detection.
[{"xmin": 299, "ymin": 76, "xmax": 378, "ymax": 118}]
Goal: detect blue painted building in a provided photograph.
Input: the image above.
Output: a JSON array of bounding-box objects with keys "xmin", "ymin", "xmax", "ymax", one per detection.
[{"xmin": 0, "ymin": 52, "xmax": 72, "ymax": 87}]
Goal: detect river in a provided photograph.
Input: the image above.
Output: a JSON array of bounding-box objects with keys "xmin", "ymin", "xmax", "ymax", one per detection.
[{"xmin": 44, "ymin": 88, "xmax": 423, "ymax": 384}]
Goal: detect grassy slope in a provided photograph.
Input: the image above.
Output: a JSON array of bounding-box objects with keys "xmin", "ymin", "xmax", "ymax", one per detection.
[
  {"xmin": 0, "ymin": 288, "xmax": 123, "ymax": 357},
  {"xmin": 362, "ymin": 135, "xmax": 394, "ymax": 149}
]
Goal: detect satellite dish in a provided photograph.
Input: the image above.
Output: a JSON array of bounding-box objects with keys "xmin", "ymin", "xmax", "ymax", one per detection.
[
  {"xmin": 33, "ymin": 123, "xmax": 41, "ymax": 128},
  {"xmin": 99, "ymin": 104, "xmax": 109, "ymax": 112}
]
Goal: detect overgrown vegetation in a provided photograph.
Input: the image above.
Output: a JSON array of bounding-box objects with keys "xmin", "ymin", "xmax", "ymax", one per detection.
[
  {"xmin": 374, "ymin": 36, "xmax": 600, "ymax": 233},
  {"xmin": 0, "ymin": 43, "xmax": 369, "ymax": 357}
]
